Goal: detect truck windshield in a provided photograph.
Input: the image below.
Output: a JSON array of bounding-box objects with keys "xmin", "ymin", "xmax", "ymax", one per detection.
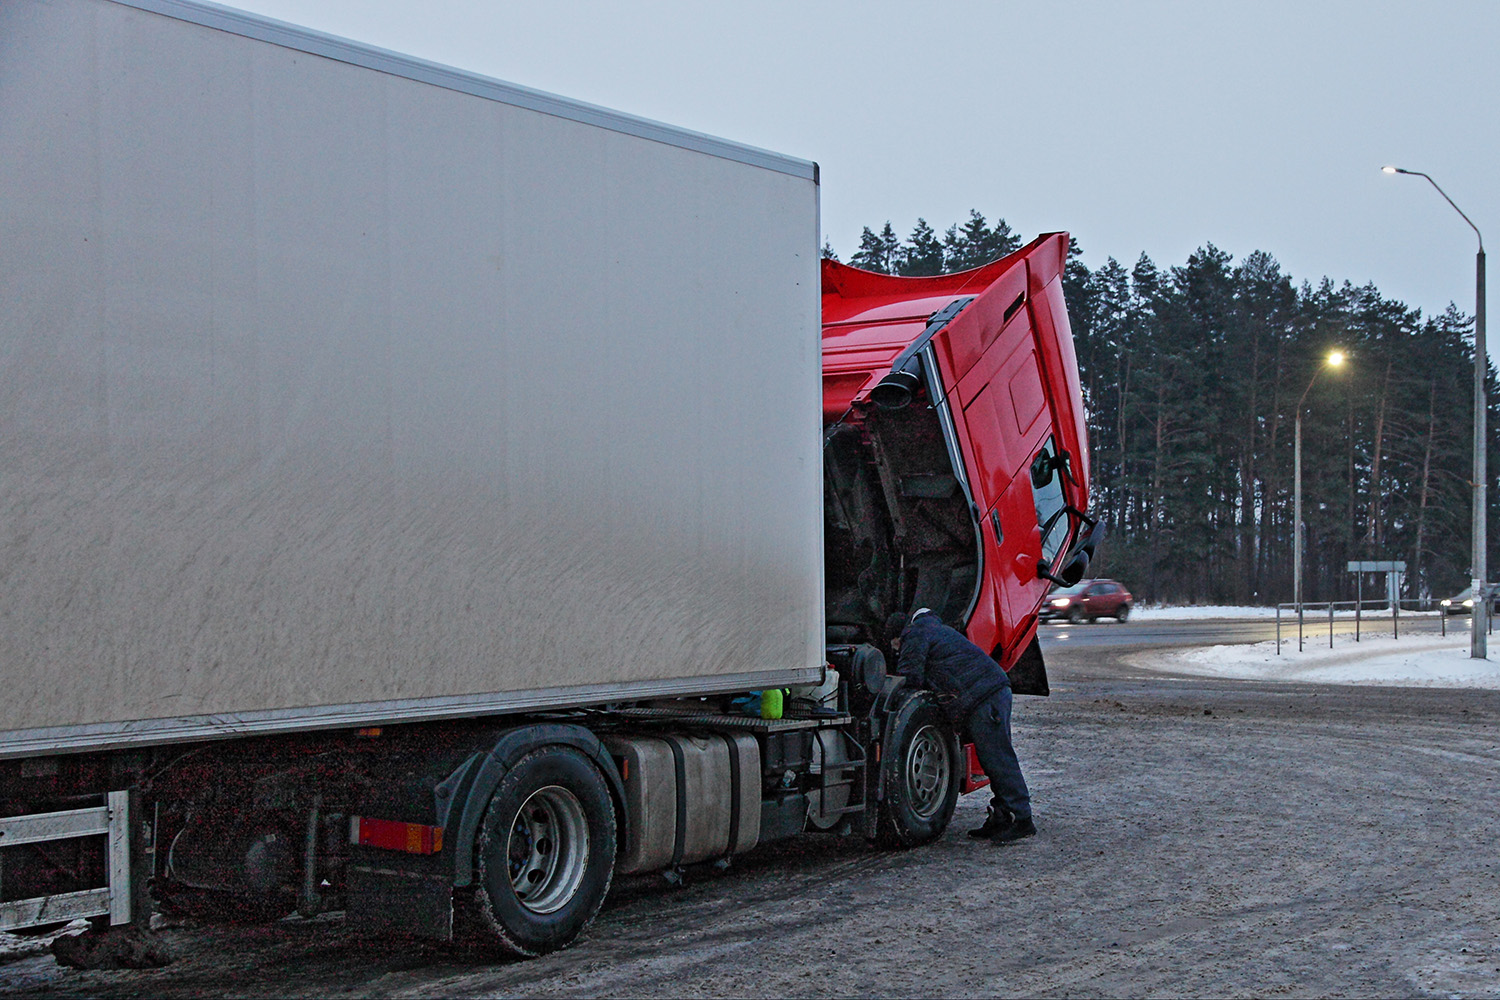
[{"xmin": 1030, "ymin": 437, "xmax": 1069, "ymax": 563}]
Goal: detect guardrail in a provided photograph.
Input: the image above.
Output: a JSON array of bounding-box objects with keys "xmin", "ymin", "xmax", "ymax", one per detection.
[{"xmin": 1273, "ymin": 598, "xmax": 1484, "ymax": 654}]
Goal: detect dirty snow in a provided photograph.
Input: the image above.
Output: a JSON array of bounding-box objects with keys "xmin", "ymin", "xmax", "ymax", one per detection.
[
  {"xmin": 0, "ymin": 920, "xmax": 90, "ymax": 965},
  {"xmin": 1149, "ymin": 629, "xmax": 1500, "ymax": 688}
]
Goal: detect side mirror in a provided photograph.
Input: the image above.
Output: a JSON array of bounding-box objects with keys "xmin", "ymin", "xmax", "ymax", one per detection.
[
  {"xmin": 1029, "ymin": 448, "xmax": 1055, "ymax": 489},
  {"xmin": 1035, "ymin": 508, "xmax": 1104, "ymax": 587},
  {"xmin": 1029, "ymin": 447, "xmax": 1076, "ymax": 490}
]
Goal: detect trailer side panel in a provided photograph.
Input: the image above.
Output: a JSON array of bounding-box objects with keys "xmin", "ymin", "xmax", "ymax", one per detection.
[{"xmin": 0, "ymin": 0, "xmax": 823, "ymax": 752}]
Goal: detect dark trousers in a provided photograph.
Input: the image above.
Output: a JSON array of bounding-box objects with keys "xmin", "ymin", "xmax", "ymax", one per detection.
[{"xmin": 966, "ymin": 687, "xmax": 1031, "ymax": 822}]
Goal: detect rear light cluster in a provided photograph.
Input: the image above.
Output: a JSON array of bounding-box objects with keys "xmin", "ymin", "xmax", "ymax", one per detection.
[{"xmin": 350, "ymin": 816, "xmax": 444, "ymax": 855}]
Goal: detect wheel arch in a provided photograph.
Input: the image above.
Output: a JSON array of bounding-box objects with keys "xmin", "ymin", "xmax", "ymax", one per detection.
[
  {"xmin": 875, "ymin": 687, "xmax": 964, "ymax": 847},
  {"xmin": 879, "ymin": 688, "xmax": 961, "ymax": 790},
  {"xmin": 445, "ymin": 723, "xmax": 629, "ymax": 889}
]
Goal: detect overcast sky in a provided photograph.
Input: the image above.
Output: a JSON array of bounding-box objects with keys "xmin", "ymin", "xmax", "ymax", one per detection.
[{"xmin": 225, "ymin": 0, "xmax": 1497, "ymax": 323}]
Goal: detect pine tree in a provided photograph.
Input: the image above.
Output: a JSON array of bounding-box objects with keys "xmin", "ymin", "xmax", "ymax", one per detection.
[
  {"xmin": 942, "ymin": 210, "xmax": 1021, "ymax": 271},
  {"xmin": 878, "ymin": 222, "xmax": 900, "ymax": 273},
  {"xmin": 849, "ymin": 223, "xmax": 900, "ymax": 274},
  {"xmin": 821, "ymin": 238, "xmax": 839, "ymax": 261},
  {"xmin": 898, "ymin": 218, "xmax": 944, "ymax": 276}
]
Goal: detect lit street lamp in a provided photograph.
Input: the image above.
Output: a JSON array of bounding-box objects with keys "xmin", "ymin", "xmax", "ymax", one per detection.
[
  {"xmin": 1294, "ymin": 350, "xmax": 1346, "ymax": 629},
  {"xmin": 1383, "ymin": 165, "xmax": 1487, "ymax": 658}
]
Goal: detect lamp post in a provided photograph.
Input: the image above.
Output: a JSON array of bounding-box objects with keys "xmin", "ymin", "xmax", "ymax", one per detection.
[
  {"xmin": 1293, "ymin": 351, "xmax": 1346, "ymax": 631},
  {"xmin": 1384, "ymin": 166, "xmax": 1487, "ymax": 658}
]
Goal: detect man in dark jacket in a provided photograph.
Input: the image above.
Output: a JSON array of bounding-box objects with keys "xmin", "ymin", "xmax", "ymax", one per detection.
[{"xmin": 890, "ymin": 608, "xmax": 1035, "ymax": 843}]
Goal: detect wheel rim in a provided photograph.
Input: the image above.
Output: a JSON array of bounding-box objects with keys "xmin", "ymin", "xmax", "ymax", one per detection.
[
  {"xmin": 903, "ymin": 724, "xmax": 951, "ymax": 820},
  {"xmin": 505, "ymin": 785, "xmax": 589, "ymax": 914}
]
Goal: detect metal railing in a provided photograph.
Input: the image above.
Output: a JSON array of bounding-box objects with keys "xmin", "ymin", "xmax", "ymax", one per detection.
[{"xmin": 1272, "ymin": 598, "xmax": 1474, "ymax": 653}]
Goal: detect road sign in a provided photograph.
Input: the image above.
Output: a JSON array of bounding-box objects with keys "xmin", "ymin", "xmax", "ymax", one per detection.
[{"xmin": 1346, "ymin": 561, "xmax": 1406, "ymax": 573}]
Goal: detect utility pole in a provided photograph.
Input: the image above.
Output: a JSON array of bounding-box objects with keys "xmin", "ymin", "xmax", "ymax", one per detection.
[{"xmin": 1384, "ymin": 166, "xmax": 1487, "ymax": 657}]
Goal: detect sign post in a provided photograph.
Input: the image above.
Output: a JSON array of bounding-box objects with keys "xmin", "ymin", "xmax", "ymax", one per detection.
[{"xmin": 1347, "ymin": 561, "xmax": 1407, "ymax": 641}]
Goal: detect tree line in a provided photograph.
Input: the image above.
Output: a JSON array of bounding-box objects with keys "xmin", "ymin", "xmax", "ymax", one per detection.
[{"xmin": 826, "ymin": 213, "xmax": 1500, "ymax": 606}]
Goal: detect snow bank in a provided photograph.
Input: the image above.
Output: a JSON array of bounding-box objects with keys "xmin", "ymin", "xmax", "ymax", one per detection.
[
  {"xmin": 0, "ymin": 919, "xmax": 90, "ymax": 964},
  {"xmin": 1149, "ymin": 630, "xmax": 1500, "ymax": 688},
  {"xmin": 1130, "ymin": 604, "xmax": 1442, "ymax": 622},
  {"xmin": 1130, "ymin": 605, "xmax": 1281, "ymax": 620}
]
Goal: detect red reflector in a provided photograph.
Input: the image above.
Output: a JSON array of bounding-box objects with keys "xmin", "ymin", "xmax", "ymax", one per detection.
[
  {"xmin": 350, "ymin": 816, "xmax": 444, "ymax": 855},
  {"xmin": 961, "ymin": 743, "xmax": 990, "ymax": 795}
]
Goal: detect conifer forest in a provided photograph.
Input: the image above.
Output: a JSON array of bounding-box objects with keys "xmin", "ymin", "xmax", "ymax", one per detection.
[{"xmin": 827, "ymin": 214, "xmax": 1500, "ymax": 606}]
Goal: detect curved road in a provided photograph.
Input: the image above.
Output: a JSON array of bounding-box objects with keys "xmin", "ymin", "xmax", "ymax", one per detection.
[{"xmin": 13, "ymin": 610, "xmax": 1500, "ymax": 998}]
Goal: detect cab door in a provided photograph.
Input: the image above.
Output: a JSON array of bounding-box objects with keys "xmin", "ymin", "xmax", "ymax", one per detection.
[
  {"xmin": 933, "ymin": 313, "xmax": 1065, "ymax": 659},
  {"xmin": 919, "ymin": 235, "xmax": 1084, "ymax": 663}
]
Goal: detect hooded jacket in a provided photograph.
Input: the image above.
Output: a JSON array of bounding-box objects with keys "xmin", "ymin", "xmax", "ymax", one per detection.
[{"xmin": 896, "ymin": 611, "xmax": 1008, "ymax": 722}]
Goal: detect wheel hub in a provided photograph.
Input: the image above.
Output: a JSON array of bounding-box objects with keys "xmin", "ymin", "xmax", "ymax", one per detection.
[
  {"xmin": 904, "ymin": 725, "xmax": 951, "ymax": 820},
  {"xmin": 504, "ymin": 785, "xmax": 589, "ymax": 914}
]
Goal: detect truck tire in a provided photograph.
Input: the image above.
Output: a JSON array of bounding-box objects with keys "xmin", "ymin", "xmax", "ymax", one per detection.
[
  {"xmin": 470, "ymin": 746, "xmax": 617, "ymax": 956},
  {"xmin": 877, "ymin": 696, "xmax": 962, "ymax": 848}
]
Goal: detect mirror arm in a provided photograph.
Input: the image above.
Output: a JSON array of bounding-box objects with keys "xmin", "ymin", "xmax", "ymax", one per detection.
[
  {"xmin": 1034, "ymin": 505, "xmax": 1100, "ymax": 586},
  {"xmin": 1036, "ymin": 560, "xmax": 1073, "ymax": 587},
  {"xmin": 1056, "ymin": 449, "xmax": 1081, "ymax": 488}
]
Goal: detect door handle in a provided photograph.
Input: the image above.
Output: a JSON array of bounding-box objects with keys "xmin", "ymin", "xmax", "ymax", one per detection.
[{"xmin": 990, "ymin": 509, "xmax": 1003, "ymax": 545}]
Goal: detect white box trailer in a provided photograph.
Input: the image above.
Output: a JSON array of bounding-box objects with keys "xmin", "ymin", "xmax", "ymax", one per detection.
[
  {"xmin": 0, "ymin": 0, "xmax": 1081, "ymax": 960},
  {"xmin": 0, "ymin": 0, "xmax": 824, "ymax": 757}
]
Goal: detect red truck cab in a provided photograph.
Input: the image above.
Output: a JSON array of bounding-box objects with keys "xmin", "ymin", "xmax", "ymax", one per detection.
[{"xmin": 821, "ymin": 233, "xmax": 1095, "ymax": 690}]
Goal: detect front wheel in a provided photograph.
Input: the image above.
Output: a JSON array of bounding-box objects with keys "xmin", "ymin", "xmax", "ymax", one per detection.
[
  {"xmin": 470, "ymin": 746, "xmax": 617, "ymax": 956},
  {"xmin": 877, "ymin": 695, "xmax": 963, "ymax": 848},
  {"xmin": 1067, "ymin": 606, "xmax": 1085, "ymax": 624}
]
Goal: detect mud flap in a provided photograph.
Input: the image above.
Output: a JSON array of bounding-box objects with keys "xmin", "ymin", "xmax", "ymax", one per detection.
[
  {"xmin": 1006, "ymin": 635, "xmax": 1050, "ymax": 696},
  {"xmin": 346, "ymin": 865, "xmax": 454, "ymax": 941},
  {"xmin": 960, "ymin": 743, "xmax": 991, "ymax": 794}
]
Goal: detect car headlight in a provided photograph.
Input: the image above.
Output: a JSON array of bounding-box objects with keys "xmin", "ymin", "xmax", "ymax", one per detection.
[
  {"xmin": 1441, "ymin": 599, "xmax": 1452, "ymax": 607},
  {"xmin": 1465, "ymin": 599, "xmax": 1474, "ymax": 608},
  {"xmin": 1051, "ymin": 598, "xmax": 1070, "ymax": 607}
]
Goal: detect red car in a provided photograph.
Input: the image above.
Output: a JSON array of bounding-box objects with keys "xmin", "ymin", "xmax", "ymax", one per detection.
[{"xmin": 1040, "ymin": 579, "xmax": 1133, "ymax": 623}]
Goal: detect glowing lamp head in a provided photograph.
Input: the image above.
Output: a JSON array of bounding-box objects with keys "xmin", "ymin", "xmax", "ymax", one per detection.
[
  {"xmin": 1327, "ymin": 350, "xmax": 1346, "ymax": 367},
  {"xmin": 1382, "ymin": 165, "xmax": 1398, "ymax": 174}
]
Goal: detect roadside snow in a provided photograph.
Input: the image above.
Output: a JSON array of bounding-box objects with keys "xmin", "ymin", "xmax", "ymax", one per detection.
[
  {"xmin": 1148, "ymin": 630, "xmax": 1500, "ymax": 688},
  {"xmin": 1130, "ymin": 604, "xmax": 1442, "ymax": 621},
  {"xmin": 0, "ymin": 919, "xmax": 90, "ymax": 964},
  {"xmin": 1130, "ymin": 605, "xmax": 1281, "ymax": 620}
]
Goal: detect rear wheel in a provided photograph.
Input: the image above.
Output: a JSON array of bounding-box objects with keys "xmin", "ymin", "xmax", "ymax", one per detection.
[
  {"xmin": 1116, "ymin": 604, "xmax": 1131, "ymax": 622},
  {"xmin": 877, "ymin": 696, "xmax": 962, "ymax": 848},
  {"xmin": 470, "ymin": 746, "xmax": 616, "ymax": 956}
]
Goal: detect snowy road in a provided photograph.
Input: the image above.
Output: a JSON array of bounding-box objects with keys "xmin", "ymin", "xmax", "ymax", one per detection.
[{"xmin": 7, "ymin": 627, "xmax": 1500, "ymax": 998}]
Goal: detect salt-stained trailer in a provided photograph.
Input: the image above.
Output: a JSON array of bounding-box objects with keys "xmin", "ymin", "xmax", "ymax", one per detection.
[{"xmin": 0, "ymin": 0, "xmax": 824, "ymax": 757}]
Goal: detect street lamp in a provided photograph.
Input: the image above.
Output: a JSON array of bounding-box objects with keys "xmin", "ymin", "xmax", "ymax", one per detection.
[
  {"xmin": 1383, "ymin": 165, "xmax": 1488, "ymax": 658},
  {"xmin": 1293, "ymin": 351, "xmax": 1346, "ymax": 629}
]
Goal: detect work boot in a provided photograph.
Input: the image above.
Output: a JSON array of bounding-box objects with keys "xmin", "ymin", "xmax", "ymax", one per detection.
[
  {"xmin": 993, "ymin": 816, "xmax": 1036, "ymax": 844},
  {"xmin": 968, "ymin": 807, "xmax": 1011, "ymax": 840}
]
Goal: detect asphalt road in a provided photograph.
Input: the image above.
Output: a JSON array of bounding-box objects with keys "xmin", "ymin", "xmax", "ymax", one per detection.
[{"xmin": 6, "ymin": 618, "xmax": 1499, "ymax": 998}]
